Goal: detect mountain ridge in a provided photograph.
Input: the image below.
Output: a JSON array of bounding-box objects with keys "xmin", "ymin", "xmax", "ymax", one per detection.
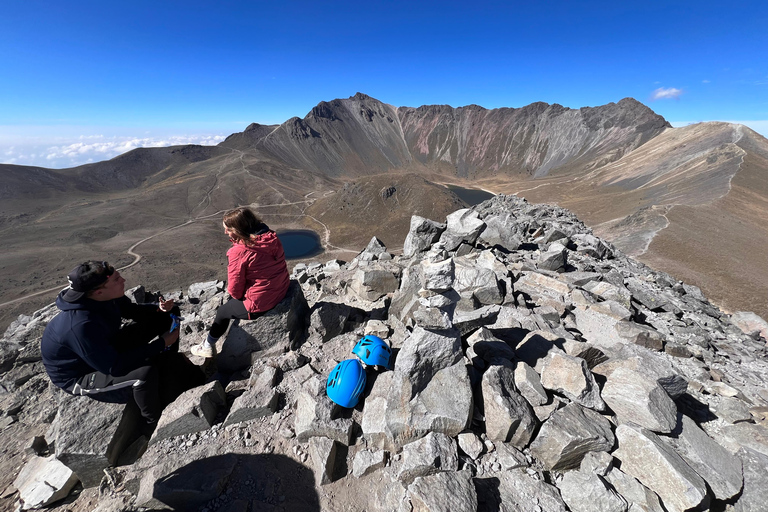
[
  {"xmin": 2, "ymin": 93, "xmax": 768, "ymax": 332},
  {"xmin": 0, "ymin": 93, "xmax": 673, "ymax": 197}
]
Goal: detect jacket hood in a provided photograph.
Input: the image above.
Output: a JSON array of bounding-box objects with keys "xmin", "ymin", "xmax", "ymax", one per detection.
[
  {"xmin": 55, "ymin": 290, "xmax": 115, "ymax": 312},
  {"xmin": 234, "ymin": 228, "xmax": 281, "ymax": 252}
]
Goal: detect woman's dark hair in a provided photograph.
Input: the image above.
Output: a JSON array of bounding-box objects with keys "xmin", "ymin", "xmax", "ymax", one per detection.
[{"xmin": 223, "ymin": 207, "xmax": 264, "ymax": 243}]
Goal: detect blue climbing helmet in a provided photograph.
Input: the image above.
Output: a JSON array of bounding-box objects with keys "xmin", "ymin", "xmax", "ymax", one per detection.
[
  {"xmin": 326, "ymin": 359, "xmax": 367, "ymax": 408},
  {"xmin": 352, "ymin": 335, "xmax": 392, "ymax": 369}
]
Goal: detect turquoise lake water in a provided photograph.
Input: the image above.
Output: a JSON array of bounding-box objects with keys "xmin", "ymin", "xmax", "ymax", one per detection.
[
  {"xmin": 446, "ymin": 185, "xmax": 495, "ymax": 206},
  {"xmin": 277, "ymin": 230, "xmax": 323, "ymax": 259}
]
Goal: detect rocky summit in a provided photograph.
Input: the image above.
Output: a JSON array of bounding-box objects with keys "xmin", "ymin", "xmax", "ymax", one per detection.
[{"xmin": 2, "ymin": 195, "xmax": 768, "ymax": 511}]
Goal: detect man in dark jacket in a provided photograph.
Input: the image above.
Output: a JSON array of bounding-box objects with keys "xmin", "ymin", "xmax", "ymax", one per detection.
[{"xmin": 42, "ymin": 261, "xmax": 197, "ymax": 427}]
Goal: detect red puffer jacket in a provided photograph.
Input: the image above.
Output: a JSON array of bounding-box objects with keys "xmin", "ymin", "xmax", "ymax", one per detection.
[{"xmin": 227, "ymin": 230, "xmax": 290, "ymax": 313}]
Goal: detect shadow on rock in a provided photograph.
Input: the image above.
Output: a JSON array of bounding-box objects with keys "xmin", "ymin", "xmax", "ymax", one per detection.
[
  {"xmin": 474, "ymin": 477, "xmax": 502, "ymax": 512},
  {"xmin": 152, "ymin": 453, "xmax": 320, "ymax": 511}
]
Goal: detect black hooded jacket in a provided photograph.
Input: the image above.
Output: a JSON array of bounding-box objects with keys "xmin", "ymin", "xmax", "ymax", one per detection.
[{"xmin": 41, "ymin": 291, "xmax": 165, "ymax": 390}]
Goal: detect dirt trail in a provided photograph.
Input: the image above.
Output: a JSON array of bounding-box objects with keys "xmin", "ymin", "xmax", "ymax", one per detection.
[{"xmin": 0, "ymin": 181, "xmax": 352, "ymax": 309}]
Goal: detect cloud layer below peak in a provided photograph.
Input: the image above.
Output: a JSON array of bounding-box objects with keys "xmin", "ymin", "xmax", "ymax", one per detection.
[{"xmin": 1, "ymin": 133, "xmax": 227, "ymax": 169}]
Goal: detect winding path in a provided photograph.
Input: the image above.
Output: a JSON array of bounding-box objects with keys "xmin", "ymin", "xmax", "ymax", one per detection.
[{"xmin": 0, "ymin": 157, "xmax": 357, "ymax": 309}]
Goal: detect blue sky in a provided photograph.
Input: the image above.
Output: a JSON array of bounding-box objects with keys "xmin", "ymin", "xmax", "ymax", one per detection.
[{"xmin": 1, "ymin": 1, "xmax": 766, "ymax": 168}]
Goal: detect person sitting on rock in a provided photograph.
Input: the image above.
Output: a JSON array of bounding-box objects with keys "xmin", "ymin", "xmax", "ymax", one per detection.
[
  {"xmin": 41, "ymin": 261, "xmax": 203, "ymax": 430},
  {"xmin": 191, "ymin": 207, "xmax": 290, "ymax": 358}
]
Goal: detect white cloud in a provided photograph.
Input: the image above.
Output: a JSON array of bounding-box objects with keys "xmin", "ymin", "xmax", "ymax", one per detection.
[
  {"xmin": 702, "ymin": 79, "xmax": 710, "ymax": 84},
  {"xmin": 651, "ymin": 87, "xmax": 683, "ymax": 100},
  {"xmin": 0, "ymin": 134, "xmax": 227, "ymax": 169}
]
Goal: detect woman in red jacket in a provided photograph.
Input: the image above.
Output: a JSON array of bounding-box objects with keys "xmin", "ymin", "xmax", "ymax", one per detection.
[{"xmin": 191, "ymin": 207, "xmax": 290, "ymax": 358}]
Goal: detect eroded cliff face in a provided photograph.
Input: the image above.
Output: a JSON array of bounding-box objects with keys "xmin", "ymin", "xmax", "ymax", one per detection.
[
  {"xmin": 398, "ymin": 97, "xmax": 669, "ymax": 179},
  {"xmin": 234, "ymin": 93, "xmax": 670, "ymax": 179}
]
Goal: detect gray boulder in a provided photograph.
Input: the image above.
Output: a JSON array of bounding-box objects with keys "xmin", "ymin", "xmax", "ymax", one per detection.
[
  {"xmin": 364, "ymin": 319, "xmax": 391, "ymax": 339},
  {"xmin": 719, "ymin": 423, "xmax": 768, "ymax": 458},
  {"xmin": 625, "ymin": 277, "xmax": 670, "ymax": 311},
  {"xmin": 557, "ymin": 470, "xmax": 628, "ymax": 512},
  {"xmin": 390, "ymin": 264, "xmax": 424, "ymax": 325},
  {"xmin": 513, "ymin": 330, "xmax": 567, "ymax": 372},
  {"xmin": 615, "ymin": 321, "xmax": 665, "ymax": 351},
  {"xmin": 150, "ymin": 381, "xmax": 226, "ymax": 445},
  {"xmin": 187, "ymin": 280, "xmax": 223, "ymax": 300},
  {"xmin": 515, "ymin": 271, "xmax": 572, "ymax": 300},
  {"xmin": 572, "ymin": 303, "xmax": 631, "ymax": 352},
  {"xmin": 592, "ymin": 350, "xmax": 688, "ymax": 400},
  {"xmin": 604, "ymin": 467, "xmax": 666, "ymax": 512},
  {"xmin": 493, "ymin": 442, "xmax": 528, "ymax": 471},
  {"xmin": 716, "ymin": 397, "xmax": 753, "ymax": 424},
  {"xmin": 453, "ymin": 258, "xmax": 503, "ymax": 306},
  {"xmin": 395, "ymin": 327, "xmax": 462, "ymax": 396},
  {"xmin": 408, "ymin": 470, "xmax": 477, "ymax": 512},
  {"xmin": 13, "ymin": 455, "xmax": 79, "ymax": 510},
  {"xmin": 351, "ymin": 267, "xmax": 400, "ymax": 301},
  {"xmin": 308, "ymin": 436, "xmax": 338, "ymax": 485},
  {"xmin": 538, "ymin": 242, "xmax": 567, "ymax": 272},
  {"xmin": 730, "ymin": 311, "xmax": 768, "ymax": 341},
  {"xmin": 734, "ymin": 448, "xmax": 768, "ymax": 512},
  {"xmin": 309, "ymin": 301, "xmax": 351, "ymax": 342},
  {"xmin": 438, "ymin": 209, "xmax": 486, "ymax": 251},
  {"xmin": 457, "ymin": 432, "xmax": 484, "ymax": 460},
  {"xmin": 217, "ymin": 280, "xmax": 309, "ymax": 373},
  {"xmin": 54, "ymin": 392, "xmax": 141, "ymax": 488},
  {"xmin": 403, "ymin": 216, "xmax": 446, "ymax": 258},
  {"xmin": 352, "ymin": 449, "xmax": 388, "ymax": 477},
  {"xmin": 412, "ymin": 306, "xmax": 453, "ymax": 331},
  {"xmin": 539, "ymin": 352, "xmax": 605, "ymax": 411},
  {"xmin": 358, "ymin": 236, "xmax": 389, "ymax": 261},
  {"xmin": 397, "ymin": 432, "xmax": 458, "ymax": 484},
  {"xmin": 478, "ymin": 468, "xmax": 568, "ymax": 512},
  {"xmin": 295, "ymin": 383, "xmax": 353, "ymax": 445},
  {"xmin": 136, "ymin": 453, "xmax": 239, "ymax": 510},
  {"xmin": 529, "ymin": 403, "xmax": 615, "ymax": 471},
  {"xmin": 584, "ymin": 280, "xmax": 632, "ymax": 309},
  {"xmin": 613, "ymin": 423, "xmax": 707, "ymax": 512},
  {"xmin": 453, "ymin": 306, "xmax": 502, "ymax": 337},
  {"xmin": 481, "ymin": 363, "xmax": 538, "ymax": 448},
  {"xmin": 467, "ymin": 327, "xmax": 515, "ymax": 364},
  {"xmin": 421, "ymin": 256, "xmax": 455, "ymax": 292},
  {"xmin": 580, "ymin": 450, "xmax": 615, "ymax": 476},
  {"xmin": 513, "ymin": 361, "xmax": 548, "ymax": 407},
  {"xmin": 385, "ymin": 362, "xmax": 473, "ymax": 448},
  {"xmin": 224, "ymin": 367, "xmax": 279, "ymax": 426},
  {"xmin": 664, "ymin": 414, "xmax": 743, "ymax": 500},
  {"xmin": 361, "ymin": 371, "xmax": 396, "ymax": 449},
  {"xmin": 572, "ymin": 233, "xmax": 613, "ymax": 259},
  {"xmin": 601, "ymin": 367, "xmax": 677, "ymax": 432},
  {"xmin": 478, "ymin": 212, "xmax": 522, "ymax": 252}
]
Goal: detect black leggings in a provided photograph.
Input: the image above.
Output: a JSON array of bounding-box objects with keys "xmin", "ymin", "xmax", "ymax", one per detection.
[
  {"xmin": 209, "ymin": 298, "xmax": 263, "ymax": 339},
  {"xmin": 72, "ymin": 365, "xmax": 160, "ymax": 422}
]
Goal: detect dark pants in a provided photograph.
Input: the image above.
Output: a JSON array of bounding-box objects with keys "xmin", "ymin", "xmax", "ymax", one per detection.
[
  {"xmin": 209, "ymin": 298, "xmax": 263, "ymax": 339},
  {"xmin": 70, "ymin": 306, "xmax": 203, "ymax": 422},
  {"xmin": 72, "ymin": 364, "xmax": 160, "ymax": 422}
]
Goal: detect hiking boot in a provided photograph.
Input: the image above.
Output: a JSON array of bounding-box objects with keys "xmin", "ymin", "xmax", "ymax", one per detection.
[{"xmin": 191, "ymin": 342, "xmax": 215, "ymax": 358}]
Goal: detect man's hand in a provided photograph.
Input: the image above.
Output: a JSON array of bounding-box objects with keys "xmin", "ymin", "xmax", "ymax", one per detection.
[
  {"xmin": 161, "ymin": 329, "xmax": 179, "ymax": 347},
  {"xmin": 158, "ymin": 296, "xmax": 175, "ymax": 312}
]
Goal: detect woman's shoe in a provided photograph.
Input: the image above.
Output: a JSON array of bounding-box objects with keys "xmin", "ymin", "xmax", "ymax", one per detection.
[{"xmin": 191, "ymin": 342, "xmax": 215, "ymax": 358}]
